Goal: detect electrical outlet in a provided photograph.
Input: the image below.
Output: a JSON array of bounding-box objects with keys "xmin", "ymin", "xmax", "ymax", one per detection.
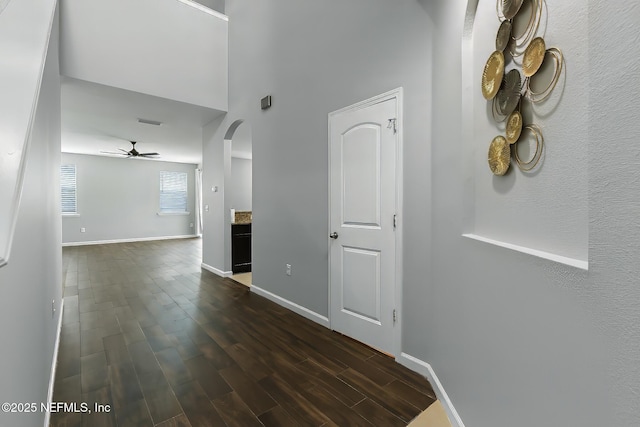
[
  {"xmin": 52, "ymin": 300, "xmax": 55, "ymax": 318},
  {"xmin": 286, "ymin": 264, "xmax": 292, "ymax": 276},
  {"xmin": 80, "ymin": 227, "xmax": 86, "ymax": 233}
]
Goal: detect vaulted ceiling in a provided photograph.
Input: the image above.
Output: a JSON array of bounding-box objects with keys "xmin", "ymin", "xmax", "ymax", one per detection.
[{"xmin": 59, "ymin": 0, "xmax": 228, "ymax": 164}]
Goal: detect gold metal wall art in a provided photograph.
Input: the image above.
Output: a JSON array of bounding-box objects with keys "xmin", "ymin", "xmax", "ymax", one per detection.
[
  {"xmin": 505, "ymin": 111, "xmax": 523, "ymax": 144},
  {"xmin": 514, "ymin": 125, "xmax": 544, "ymax": 171},
  {"xmin": 488, "ymin": 136, "xmax": 511, "ymax": 175},
  {"xmin": 526, "ymin": 47, "xmax": 564, "ymax": 102},
  {"xmin": 483, "ymin": 0, "xmax": 564, "ymax": 175},
  {"xmin": 501, "ymin": 0, "xmax": 524, "ymax": 20},
  {"xmin": 482, "ymin": 51, "xmax": 505, "ymax": 100},
  {"xmin": 508, "ymin": 0, "xmax": 543, "ymax": 56},
  {"xmin": 522, "ymin": 37, "xmax": 546, "ymax": 77},
  {"xmin": 496, "ymin": 20, "xmax": 512, "ymax": 51},
  {"xmin": 494, "ymin": 69, "xmax": 522, "ymax": 119}
]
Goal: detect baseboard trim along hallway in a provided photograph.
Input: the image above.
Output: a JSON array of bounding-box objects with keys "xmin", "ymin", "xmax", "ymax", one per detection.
[
  {"xmin": 251, "ymin": 284, "xmax": 331, "ymax": 328},
  {"xmin": 398, "ymin": 353, "xmax": 466, "ymax": 427},
  {"xmin": 62, "ymin": 234, "xmax": 198, "ymax": 247},
  {"xmin": 201, "ymin": 262, "xmax": 233, "ymax": 277},
  {"xmin": 44, "ymin": 299, "xmax": 64, "ymax": 427}
]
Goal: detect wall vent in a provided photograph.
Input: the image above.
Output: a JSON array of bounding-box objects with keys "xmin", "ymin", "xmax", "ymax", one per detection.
[{"xmin": 137, "ymin": 118, "xmax": 163, "ymax": 126}]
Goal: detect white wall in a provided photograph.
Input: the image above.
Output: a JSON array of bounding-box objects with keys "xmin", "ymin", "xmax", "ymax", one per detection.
[
  {"xmin": 0, "ymin": 3, "xmax": 63, "ymax": 426},
  {"xmin": 230, "ymin": 157, "xmax": 252, "ymax": 211},
  {"xmin": 60, "ymin": 0, "xmax": 228, "ymax": 110},
  {"xmin": 62, "ymin": 153, "xmax": 197, "ymax": 244},
  {"xmin": 202, "ymin": 0, "xmax": 640, "ymax": 426}
]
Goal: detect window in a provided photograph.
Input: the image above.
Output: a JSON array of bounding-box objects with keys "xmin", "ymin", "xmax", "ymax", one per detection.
[
  {"xmin": 160, "ymin": 171, "xmax": 188, "ymax": 213},
  {"xmin": 60, "ymin": 164, "xmax": 77, "ymax": 214}
]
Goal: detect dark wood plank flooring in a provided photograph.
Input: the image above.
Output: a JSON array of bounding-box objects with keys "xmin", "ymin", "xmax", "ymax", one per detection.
[{"xmin": 51, "ymin": 238, "xmax": 435, "ymax": 427}]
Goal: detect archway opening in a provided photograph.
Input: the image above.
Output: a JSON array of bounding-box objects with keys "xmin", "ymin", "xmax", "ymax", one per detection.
[{"xmin": 224, "ymin": 120, "xmax": 253, "ymax": 286}]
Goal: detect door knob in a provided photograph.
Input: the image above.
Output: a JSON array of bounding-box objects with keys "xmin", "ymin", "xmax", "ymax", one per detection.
[{"xmin": 329, "ymin": 232, "xmax": 339, "ymax": 239}]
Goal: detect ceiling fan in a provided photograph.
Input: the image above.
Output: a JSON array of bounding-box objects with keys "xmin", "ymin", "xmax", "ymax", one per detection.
[{"xmin": 101, "ymin": 141, "xmax": 159, "ymax": 158}]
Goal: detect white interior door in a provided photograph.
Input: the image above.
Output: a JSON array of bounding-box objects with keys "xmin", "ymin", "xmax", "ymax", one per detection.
[{"xmin": 329, "ymin": 93, "xmax": 399, "ymax": 356}]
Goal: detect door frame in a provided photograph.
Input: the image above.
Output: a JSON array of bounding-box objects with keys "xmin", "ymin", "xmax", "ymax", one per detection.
[{"xmin": 327, "ymin": 87, "xmax": 404, "ymax": 357}]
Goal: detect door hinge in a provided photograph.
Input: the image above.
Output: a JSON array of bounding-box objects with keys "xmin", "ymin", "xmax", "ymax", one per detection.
[
  {"xmin": 387, "ymin": 118, "xmax": 397, "ymax": 134},
  {"xmin": 393, "ymin": 309, "xmax": 397, "ymax": 324},
  {"xmin": 393, "ymin": 214, "xmax": 397, "ymax": 229}
]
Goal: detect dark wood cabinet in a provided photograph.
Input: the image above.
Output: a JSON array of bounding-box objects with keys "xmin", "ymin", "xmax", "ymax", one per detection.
[{"xmin": 232, "ymin": 223, "xmax": 251, "ymax": 273}]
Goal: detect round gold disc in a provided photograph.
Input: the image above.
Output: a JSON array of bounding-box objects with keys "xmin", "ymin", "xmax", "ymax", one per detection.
[
  {"xmin": 482, "ymin": 51, "xmax": 505, "ymax": 100},
  {"xmin": 503, "ymin": 0, "xmax": 524, "ymax": 19},
  {"xmin": 488, "ymin": 135, "xmax": 511, "ymax": 175},
  {"xmin": 505, "ymin": 111, "xmax": 523, "ymax": 144},
  {"xmin": 522, "ymin": 37, "xmax": 546, "ymax": 77},
  {"xmin": 496, "ymin": 20, "xmax": 512, "ymax": 51}
]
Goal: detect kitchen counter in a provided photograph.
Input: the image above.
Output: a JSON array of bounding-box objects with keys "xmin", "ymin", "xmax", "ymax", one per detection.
[{"xmin": 233, "ymin": 210, "xmax": 252, "ymax": 224}]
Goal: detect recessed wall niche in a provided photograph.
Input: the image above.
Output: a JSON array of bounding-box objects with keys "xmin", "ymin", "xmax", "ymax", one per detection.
[{"xmin": 462, "ymin": 0, "xmax": 588, "ymax": 267}]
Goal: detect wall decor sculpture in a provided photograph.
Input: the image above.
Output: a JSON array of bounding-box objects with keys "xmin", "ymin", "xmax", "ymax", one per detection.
[{"xmin": 482, "ymin": 0, "xmax": 564, "ymax": 176}]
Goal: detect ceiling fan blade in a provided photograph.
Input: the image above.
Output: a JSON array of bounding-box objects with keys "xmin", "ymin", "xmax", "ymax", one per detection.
[
  {"xmin": 139, "ymin": 152, "xmax": 159, "ymax": 156},
  {"xmin": 118, "ymin": 148, "xmax": 130, "ymax": 153},
  {"xmin": 100, "ymin": 151, "xmax": 128, "ymax": 155}
]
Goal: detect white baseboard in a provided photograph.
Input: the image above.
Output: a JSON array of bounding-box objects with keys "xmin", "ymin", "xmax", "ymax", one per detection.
[
  {"xmin": 62, "ymin": 234, "xmax": 198, "ymax": 247},
  {"xmin": 44, "ymin": 299, "xmax": 64, "ymax": 427},
  {"xmin": 201, "ymin": 262, "xmax": 232, "ymax": 278},
  {"xmin": 250, "ymin": 285, "xmax": 330, "ymax": 328},
  {"xmin": 398, "ymin": 352, "xmax": 465, "ymax": 427}
]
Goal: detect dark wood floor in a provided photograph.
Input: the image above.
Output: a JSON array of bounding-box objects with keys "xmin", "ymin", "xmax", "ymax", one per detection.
[{"xmin": 51, "ymin": 238, "xmax": 435, "ymax": 427}]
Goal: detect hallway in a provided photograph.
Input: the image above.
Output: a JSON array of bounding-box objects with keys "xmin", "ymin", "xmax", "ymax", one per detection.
[{"xmin": 52, "ymin": 238, "xmax": 436, "ymax": 426}]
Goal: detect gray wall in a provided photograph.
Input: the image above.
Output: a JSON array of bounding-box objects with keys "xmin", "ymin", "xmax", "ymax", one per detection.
[
  {"xmin": 195, "ymin": 0, "xmax": 224, "ymax": 14},
  {"xmin": 230, "ymin": 157, "xmax": 252, "ymax": 211},
  {"xmin": 0, "ymin": 5, "xmax": 63, "ymax": 426},
  {"xmin": 204, "ymin": 0, "xmax": 433, "ymax": 302},
  {"xmin": 202, "ymin": 116, "xmax": 229, "ymax": 272},
  {"xmin": 62, "ymin": 153, "xmax": 197, "ymax": 244},
  {"xmin": 411, "ymin": 1, "xmax": 610, "ymax": 426},
  {"xmin": 201, "ymin": 0, "xmax": 640, "ymax": 426}
]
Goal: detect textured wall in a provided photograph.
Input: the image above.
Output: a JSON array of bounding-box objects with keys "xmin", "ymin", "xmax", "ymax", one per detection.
[
  {"xmin": 469, "ymin": 0, "xmax": 588, "ymax": 262},
  {"xmin": 588, "ymin": 1, "xmax": 640, "ymax": 425},
  {"xmin": 410, "ymin": 0, "xmax": 633, "ymax": 426},
  {"xmin": 62, "ymin": 153, "xmax": 197, "ymax": 244}
]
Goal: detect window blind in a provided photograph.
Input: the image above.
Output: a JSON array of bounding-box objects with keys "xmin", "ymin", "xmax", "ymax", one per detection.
[
  {"xmin": 60, "ymin": 164, "xmax": 77, "ymax": 214},
  {"xmin": 160, "ymin": 171, "xmax": 188, "ymax": 213}
]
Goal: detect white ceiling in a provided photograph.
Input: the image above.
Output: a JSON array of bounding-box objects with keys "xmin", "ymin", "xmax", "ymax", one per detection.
[{"xmin": 61, "ymin": 77, "xmax": 225, "ymax": 165}]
